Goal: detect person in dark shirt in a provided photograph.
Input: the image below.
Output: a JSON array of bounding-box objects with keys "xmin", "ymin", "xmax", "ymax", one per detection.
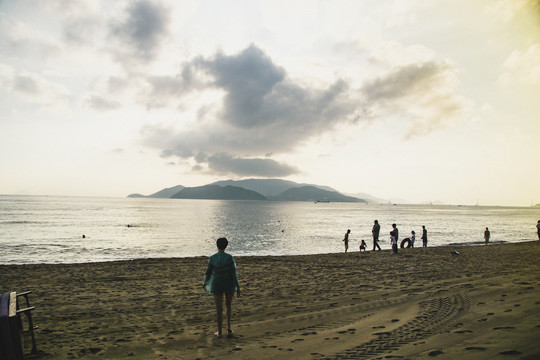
[
  {"xmin": 372, "ymin": 220, "xmax": 381, "ymax": 251},
  {"xmin": 203, "ymin": 237, "xmax": 241, "ymax": 338},
  {"xmin": 421, "ymin": 226, "xmax": 428, "ymax": 247},
  {"xmin": 343, "ymin": 229, "xmax": 351, "ymax": 252}
]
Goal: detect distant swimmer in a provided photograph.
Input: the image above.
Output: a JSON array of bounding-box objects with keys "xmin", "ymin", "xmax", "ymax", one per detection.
[
  {"xmin": 82, "ymin": 234, "xmax": 86, "ymax": 239},
  {"xmin": 343, "ymin": 229, "xmax": 351, "ymax": 253},
  {"xmin": 484, "ymin": 227, "xmax": 490, "ymax": 245}
]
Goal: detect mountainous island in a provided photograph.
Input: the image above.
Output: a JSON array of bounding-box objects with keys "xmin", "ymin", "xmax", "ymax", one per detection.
[{"xmin": 128, "ymin": 179, "xmax": 366, "ymax": 203}]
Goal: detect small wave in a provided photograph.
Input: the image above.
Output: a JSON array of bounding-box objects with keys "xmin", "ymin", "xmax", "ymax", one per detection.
[
  {"xmin": 447, "ymin": 240, "xmax": 507, "ymax": 246},
  {"xmin": 0, "ymin": 220, "xmax": 44, "ymax": 225}
]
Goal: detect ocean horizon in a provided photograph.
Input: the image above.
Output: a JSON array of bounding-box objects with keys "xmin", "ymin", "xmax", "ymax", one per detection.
[{"xmin": 1, "ymin": 195, "xmax": 539, "ymax": 265}]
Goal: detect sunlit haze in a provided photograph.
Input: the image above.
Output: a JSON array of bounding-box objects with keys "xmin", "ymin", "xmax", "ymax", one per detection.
[{"xmin": 1, "ymin": 0, "xmax": 539, "ymax": 206}]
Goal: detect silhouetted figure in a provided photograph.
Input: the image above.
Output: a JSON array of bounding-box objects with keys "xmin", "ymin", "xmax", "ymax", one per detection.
[
  {"xmin": 484, "ymin": 227, "xmax": 490, "ymax": 244},
  {"xmin": 372, "ymin": 220, "xmax": 381, "ymax": 251},
  {"xmin": 421, "ymin": 226, "xmax": 428, "ymax": 247},
  {"xmin": 360, "ymin": 240, "xmax": 367, "ymax": 251},
  {"xmin": 343, "ymin": 229, "xmax": 351, "ymax": 252},
  {"xmin": 537, "ymin": 220, "xmax": 540, "ymax": 240},
  {"xmin": 391, "ymin": 223, "xmax": 399, "ymax": 246},
  {"xmin": 411, "ymin": 230, "xmax": 416, "ymax": 248},
  {"xmin": 390, "ymin": 231, "xmax": 398, "ymax": 254},
  {"xmin": 203, "ymin": 237, "xmax": 240, "ymax": 338}
]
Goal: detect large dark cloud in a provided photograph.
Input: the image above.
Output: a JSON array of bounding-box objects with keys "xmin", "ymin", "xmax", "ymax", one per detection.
[
  {"xmin": 207, "ymin": 153, "xmax": 300, "ymax": 177},
  {"xmin": 143, "ymin": 45, "xmax": 360, "ymax": 177},
  {"xmin": 141, "ymin": 45, "xmax": 470, "ymax": 176},
  {"xmin": 109, "ymin": 0, "xmax": 170, "ymax": 64}
]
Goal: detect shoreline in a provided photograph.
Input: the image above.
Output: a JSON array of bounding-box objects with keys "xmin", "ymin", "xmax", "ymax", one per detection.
[
  {"xmin": 0, "ymin": 238, "xmax": 533, "ymax": 266},
  {"xmin": 2, "ymin": 241, "xmax": 540, "ymax": 359}
]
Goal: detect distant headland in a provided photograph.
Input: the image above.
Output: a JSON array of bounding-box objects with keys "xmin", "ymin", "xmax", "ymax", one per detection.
[{"xmin": 127, "ymin": 179, "xmax": 366, "ymax": 203}]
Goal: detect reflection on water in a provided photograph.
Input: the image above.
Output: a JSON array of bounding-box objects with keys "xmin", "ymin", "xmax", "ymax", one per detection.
[{"xmin": 1, "ymin": 195, "xmax": 539, "ymax": 264}]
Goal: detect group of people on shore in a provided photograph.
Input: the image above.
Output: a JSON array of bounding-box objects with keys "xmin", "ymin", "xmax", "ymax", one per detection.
[
  {"xmin": 342, "ymin": 220, "xmax": 428, "ymax": 253},
  {"xmin": 202, "ymin": 220, "xmax": 540, "ymax": 338}
]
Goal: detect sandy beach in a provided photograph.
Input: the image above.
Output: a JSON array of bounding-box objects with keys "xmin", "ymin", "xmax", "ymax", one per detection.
[{"xmin": 2, "ymin": 241, "xmax": 540, "ymax": 359}]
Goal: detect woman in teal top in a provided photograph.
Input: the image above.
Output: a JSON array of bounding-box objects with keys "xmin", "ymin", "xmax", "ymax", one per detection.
[{"xmin": 203, "ymin": 237, "xmax": 240, "ymax": 338}]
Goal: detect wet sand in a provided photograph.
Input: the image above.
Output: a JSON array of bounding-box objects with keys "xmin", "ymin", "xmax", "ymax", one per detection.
[{"xmin": 2, "ymin": 241, "xmax": 540, "ymax": 359}]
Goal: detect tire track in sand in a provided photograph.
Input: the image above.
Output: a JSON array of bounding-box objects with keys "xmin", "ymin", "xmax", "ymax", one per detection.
[{"xmin": 326, "ymin": 293, "xmax": 470, "ymax": 359}]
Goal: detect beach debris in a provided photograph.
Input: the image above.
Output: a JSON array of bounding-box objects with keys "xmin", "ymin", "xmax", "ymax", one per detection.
[{"xmin": 451, "ymin": 250, "xmax": 460, "ymax": 255}]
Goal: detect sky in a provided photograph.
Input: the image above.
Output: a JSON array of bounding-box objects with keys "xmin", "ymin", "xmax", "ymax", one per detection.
[{"xmin": 1, "ymin": 0, "xmax": 539, "ymax": 206}]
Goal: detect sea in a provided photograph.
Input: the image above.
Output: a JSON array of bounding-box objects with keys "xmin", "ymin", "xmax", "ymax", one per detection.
[{"xmin": 1, "ymin": 195, "xmax": 539, "ymax": 265}]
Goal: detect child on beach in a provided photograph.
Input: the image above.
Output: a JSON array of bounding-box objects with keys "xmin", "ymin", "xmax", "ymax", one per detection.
[
  {"xmin": 359, "ymin": 240, "xmax": 367, "ymax": 251},
  {"xmin": 203, "ymin": 237, "xmax": 241, "ymax": 338},
  {"xmin": 411, "ymin": 230, "xmax": 415, "ymax": 248},
  {"xmin": 390, "ymin": 232, "xmax": 398, "ymax": 254}
]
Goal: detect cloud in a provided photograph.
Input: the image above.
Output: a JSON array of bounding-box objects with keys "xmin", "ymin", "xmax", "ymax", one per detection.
[
  {"xmin": 498, "ymin": 43, "xmax": 540, "ymax": 85},
  {"xmin": 142, "ymin": 45, "xmax": 361, "ymax": 177},
  {"xmin": 0, "ymin": 67, "xmax": 69, "ymax": 107},
  {"xmin": 0, "ymin": 12, "xmax": 60, "ymax": 60},
  {"xmin": 62, "ymin": 16, "xmax": 102, "ymax": 45},
  {"xmin": 140, "ymin": 65, "xmax": 199, "ymax": 108},
  {"xmin": 206, "ymin": 153, "xmax": 299, "ymax": 177},
  {"xmin": 108, "ymin": 0, "xmax": 170, "ymax": 65},
  {"xmin": 360, "ymin": 61, "xmax": 471, "ymax": 138},
  {"xmin": 142, "ymin": 44, "xmax": 471, "ymax": 176},
  {"xmin": 81, "ymin": 93, "xmax": 122, "ymax": 111}
]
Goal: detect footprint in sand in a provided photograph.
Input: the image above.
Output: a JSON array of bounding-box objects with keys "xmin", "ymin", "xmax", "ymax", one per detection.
[
  {"xmin": 428, "ymin": 350, "xmax": 444, "ymax": 356},
  {"xmin": 499, "ymin": 350, "xmax": 522, "ymax": 355},
  {"xmin": 391, "ymin": 319, "xmax": 400, "ymax": 323},
  {"xmin": 455, "ymin": 330, "xmax": 473, "ymax": 334},
  {"xmin": 493, "ymin": 326, "xmax": 515, "ymax": 330},
  {"xmin": 465, "ymin": 347, "xmax": 487, "ymax": 351}
]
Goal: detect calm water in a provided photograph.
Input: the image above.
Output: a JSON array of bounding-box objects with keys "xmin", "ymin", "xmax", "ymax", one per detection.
[{"xmin": 1, "ymin": 195, "xmax": 539, "ymax": 264}]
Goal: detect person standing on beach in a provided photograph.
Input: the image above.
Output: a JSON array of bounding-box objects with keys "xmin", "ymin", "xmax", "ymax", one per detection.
[
  {"xmin": 390, "ymin": 231, "xmax": 398, "ymax": 254},
  {"xmin": 391, "ymin": 223, "xmax": 399, "ymax": 245},
  {"xmin": 537, "ymin": 220, "xmax": 540, "ymax": 240},
  {"xmin": 484, "ymin": 227, "xmax": 490, "ymax": 244},
  {"xmin": 411, "ymin": 230, "xmax": 416, "ymax": 248},
  {"xmin": 203, "ymin": 237, "xmax": 241, "ymax": 338},
  {"xmin": 372, "ymin": 220, "xmax": 381, "ymax": 251},
  {"xmin": 421, "ymin": 226, "xmax": 428, "ymax": 247},
  {"xmin": 343, "ymin": 229, "xmax": 351, "ymax": 252}
]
